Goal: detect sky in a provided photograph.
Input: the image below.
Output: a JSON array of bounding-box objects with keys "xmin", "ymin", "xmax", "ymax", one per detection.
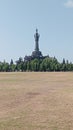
[{"xmin": 0, "ymin": 0, "xmax": 73, "ymax": 63}]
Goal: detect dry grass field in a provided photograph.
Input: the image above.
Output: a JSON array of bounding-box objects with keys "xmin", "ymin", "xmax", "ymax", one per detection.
[{"xmin": 0, "ymin": 72, "xmax": 73, "ymax": 130}]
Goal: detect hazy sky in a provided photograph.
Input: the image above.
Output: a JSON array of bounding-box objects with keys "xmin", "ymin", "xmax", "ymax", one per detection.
[{"xmin": 0, "ymin": 0, "xmax": 73, "ymax": 62}]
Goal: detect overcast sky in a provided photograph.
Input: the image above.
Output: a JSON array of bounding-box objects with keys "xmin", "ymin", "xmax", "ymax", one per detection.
[{"xmin": 0, "ymin": 0, "xmax": 73, "ymax": 62}]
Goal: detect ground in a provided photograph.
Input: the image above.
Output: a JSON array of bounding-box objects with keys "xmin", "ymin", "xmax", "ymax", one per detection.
[{"xmin": 0, "ymin": 72, "xmax": 73, "ymax": 130}]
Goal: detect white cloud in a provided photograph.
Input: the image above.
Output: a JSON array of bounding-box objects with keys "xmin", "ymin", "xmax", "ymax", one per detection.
[{"xmin": 64, "ymin": 0, "xmax": 73, "ymax": 8}]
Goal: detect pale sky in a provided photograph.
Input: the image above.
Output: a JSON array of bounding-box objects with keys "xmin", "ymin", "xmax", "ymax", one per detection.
[{"xmin": 0, "ymin": 0, "xmax": 73, "ymax": 62}]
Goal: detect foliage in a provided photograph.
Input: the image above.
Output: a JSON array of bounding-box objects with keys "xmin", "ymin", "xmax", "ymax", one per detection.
[{"xmin": 0, "ymin": 57, "xmax": 73, "ymax": 72}]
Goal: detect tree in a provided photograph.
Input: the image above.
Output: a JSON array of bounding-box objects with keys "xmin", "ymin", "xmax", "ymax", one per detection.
[
  {"xmin": 62, "ymin": 58, "xmax": 65, "ymax": 64},
  {"xmin": 16, "ymin": 57, "xmax": 23, "ymax": 71},
  {"xmin": 2, "ymin": 61, "xmax": 9, "ymax": 72},
  {"xmin": 10, "ymin": 59, "xmax": 14, "ymax": 65},
  {"xmin": 30, "ymin": 59, "xmax": 40, "ymax": 71}
]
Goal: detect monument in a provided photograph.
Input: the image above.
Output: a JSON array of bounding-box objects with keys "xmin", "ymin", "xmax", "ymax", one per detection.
[
  {"xmin": 32, "ymin": 29, "xmax": 42, "ymax": 58},
  {"xmin": 24, "ymin": 29, "xmax": 46, "ymax": 62}
]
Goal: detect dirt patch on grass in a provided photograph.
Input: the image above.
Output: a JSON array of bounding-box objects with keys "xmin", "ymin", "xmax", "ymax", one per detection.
[{"xmin": 26, "ymin": 92, "xmax": 40, "ymax": 99}]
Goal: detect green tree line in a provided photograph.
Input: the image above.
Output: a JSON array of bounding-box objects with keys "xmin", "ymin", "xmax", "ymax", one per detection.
[{"xmin": 0, "ymin": 57, "xmax": 73, "ymax": 72}]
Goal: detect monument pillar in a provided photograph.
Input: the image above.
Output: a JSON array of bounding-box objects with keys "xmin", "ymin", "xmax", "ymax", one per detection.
[{"xmin": 34, "ymin": 29, "xmax": 40, "ymax": 52}]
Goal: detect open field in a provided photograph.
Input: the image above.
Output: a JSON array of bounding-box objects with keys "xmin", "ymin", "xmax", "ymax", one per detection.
[{"xmin": 0, "ymin": 72, "xmax": 73, "ymax": 130}]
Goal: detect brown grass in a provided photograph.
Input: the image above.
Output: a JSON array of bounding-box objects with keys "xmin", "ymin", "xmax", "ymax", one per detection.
[{"xmin": 0, "ymin": 72, "xmax": 73, "ymax": 130}]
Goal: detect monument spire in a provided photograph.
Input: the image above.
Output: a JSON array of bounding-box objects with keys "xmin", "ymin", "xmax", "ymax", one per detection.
[
  {"xmin": 24, "ymin": 29, "xmax": 43, "ymax": 61},
  {"xmin": 34, "ymin": 29, "xmax": 40, "ymax": 51}
]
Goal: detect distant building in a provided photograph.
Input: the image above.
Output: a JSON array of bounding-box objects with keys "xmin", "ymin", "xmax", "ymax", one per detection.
[{"xmin": 24, "ymin": 29, "xmax": 48, "ymax": 62}]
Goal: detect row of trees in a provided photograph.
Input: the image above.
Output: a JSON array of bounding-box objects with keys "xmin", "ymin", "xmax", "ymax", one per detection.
[{"xmin": 0, "ymin": 57, "xmax": 73, "ymax": 72}]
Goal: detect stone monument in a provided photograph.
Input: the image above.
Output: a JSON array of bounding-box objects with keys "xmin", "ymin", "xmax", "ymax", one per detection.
[
  {"xmin": 24, "ymin": 29, "xmax": 43, "ymax": 62},
  {"xmin": 32, "ymin": 29, "xmax": 42, "ymax": 58}
]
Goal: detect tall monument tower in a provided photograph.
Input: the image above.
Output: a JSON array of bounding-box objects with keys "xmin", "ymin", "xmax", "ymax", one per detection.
[
  {"xmin": 32, "ymin": 29, "xmax": 42, "ymax": 58},
  {"xmin": 34, "ymin": 29, "xmax": 40, "ymax": 52},
  {"xmin": 24, "ymin": 29, "xmax": 43, "ymax": 62}
]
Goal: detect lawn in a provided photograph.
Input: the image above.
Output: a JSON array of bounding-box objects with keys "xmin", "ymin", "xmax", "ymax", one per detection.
[{"xmin": 0, "ymin": 72, "xmax": 73, "ymax": 130}]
